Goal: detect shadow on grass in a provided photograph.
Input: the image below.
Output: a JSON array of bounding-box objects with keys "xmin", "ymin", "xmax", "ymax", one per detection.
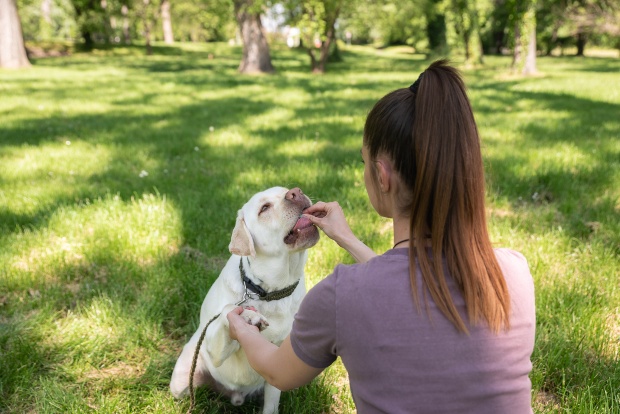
[
  {"xmin": 0, "ymin": 244, "xmax": 335, "ymax": 413},
  {"xmin": 470, "ymin": 76, "xmax": 620, "ymax": 246}
]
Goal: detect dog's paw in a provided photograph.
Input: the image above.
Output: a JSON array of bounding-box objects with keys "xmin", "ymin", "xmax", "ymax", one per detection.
[{"xmin": 241, "ymin": 307, "xmax": 269, "ymax": 331}]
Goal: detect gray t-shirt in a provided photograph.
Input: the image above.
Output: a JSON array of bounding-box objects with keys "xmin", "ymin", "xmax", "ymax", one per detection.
[{"xmin": 290, "ymin": 248, "xmax": 535, "ymax": 414}]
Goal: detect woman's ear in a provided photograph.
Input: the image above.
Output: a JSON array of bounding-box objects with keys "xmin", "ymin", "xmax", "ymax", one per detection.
[{"xmin": 375, "ymin": 160, "xmax": 392, "ymax": 193}]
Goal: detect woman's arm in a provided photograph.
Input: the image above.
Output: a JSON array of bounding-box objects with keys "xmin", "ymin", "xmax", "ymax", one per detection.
[
  {"xmin": 227, "ymin": 307, "xmax": 323, "ymax": 391},
  {"xmin": 303, "ymin": 201, "xmax": 377, "ymax": 263}
]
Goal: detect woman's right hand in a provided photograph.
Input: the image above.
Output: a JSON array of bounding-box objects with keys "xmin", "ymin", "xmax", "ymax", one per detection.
[
  {"xmin": 303, "ymin": 201, "xmax": 378, "ymax": 263},
  {"xmin": 302, "ymin": 201, "xmax": 356, "ymax": 249}
]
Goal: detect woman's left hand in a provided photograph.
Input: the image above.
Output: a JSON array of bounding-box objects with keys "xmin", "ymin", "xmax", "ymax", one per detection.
[{"xmin": 227, "ymin": 306, "xmax": 261, "ymax": 341}]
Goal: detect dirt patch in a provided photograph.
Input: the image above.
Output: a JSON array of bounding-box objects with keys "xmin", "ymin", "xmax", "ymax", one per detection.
[
  {"xmin": 26, "ymin": 45, "xmax": 71, "ymax": 59},
  {"xmin": 82, "ymin": 361, "xmax": 145, "ymax": 381},
  {"xmin": 534, "ymin": 390, "xmax": 561, "ymax": 412}
]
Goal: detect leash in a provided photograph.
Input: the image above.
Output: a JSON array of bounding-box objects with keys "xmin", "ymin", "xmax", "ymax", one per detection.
[{"xmin": 185, "ymin": 258, "xmax": 300, "ymax": 414}]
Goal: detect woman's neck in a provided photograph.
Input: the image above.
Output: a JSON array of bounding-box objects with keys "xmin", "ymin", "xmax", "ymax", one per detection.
[{"xmin": 392, "ymin": 215, "xmax": 411, "ymax": 248}]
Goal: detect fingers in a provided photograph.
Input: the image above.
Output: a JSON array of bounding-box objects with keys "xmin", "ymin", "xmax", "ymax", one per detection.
[
  {"xmin": 303, "ymin": 202, "xmax": 327, "ymax": 215},
  {"xmin": 227, "ymin": 306, "xmax": 258, "ymax": 320},
  {"xmin": 304, "ymin": 201, "xmax": 339, "ymax": 219},
  {"xmin": 226, "ymin": 306, "xmax": 245, "ymax": 327},
  {"xmin": 302, "ymin": 213, "xmax": 320, "ymax": 225},
  {"xmin": 227, "ymin": 306, "xmax": 262, "ymax": 340}
]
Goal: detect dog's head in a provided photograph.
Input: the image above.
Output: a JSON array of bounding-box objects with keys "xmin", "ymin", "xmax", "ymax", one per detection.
[{"xmin": 229, "ymin": 187, "xmax": 320, "ymax": 257}]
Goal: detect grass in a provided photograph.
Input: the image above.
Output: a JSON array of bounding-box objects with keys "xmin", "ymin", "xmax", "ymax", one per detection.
[{"xmin": 0, "ymin": 42, "xmax": 618, "ymax": 413}]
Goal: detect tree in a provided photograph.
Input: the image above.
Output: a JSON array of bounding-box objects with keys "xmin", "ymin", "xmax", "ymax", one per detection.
[
  {"xmin": 160, "ymin": 0, "xmax": 173, "ymax": 43},
  {"xmin": 0, "ymin": 0, "xmax": 31, "ymax": 68},
  {"xmin": 530, "ymin": 0, "xmax": 619, "ymax": 57},
  {"xmin": 564, "ymin": 0, "xmax": 619, "ymax": 55},
  {"xmin": 450, "ymin": 0, "xmax": 484, "ymax": 65},
  {"xmin": 233, "ymin": 0, "xmax": 274, "ymax": 73},
  {"xmin": 138, "ymin": 0, "xmax": 156, "ymax": 54},
  {"xmin": 284, "ymin": 0, "xmax": 344, "ymax": 73},
  {"xmin": 522, "ymin": 3, "xmax": 536, "ymax": 74},
  {"xmin": 508, "ymin": 0, "xmax": 536, "ymax": 75},
  {"xmin": 72, "ymin": 0, "xmax": 96, "ymax": 49},
  {"xmin": 426, "ymin": 0, "xmax": 448, "ymax": 55},
  {"xmin": 340, "ymin": 0, "xmax": 442, "ymax": 54}
]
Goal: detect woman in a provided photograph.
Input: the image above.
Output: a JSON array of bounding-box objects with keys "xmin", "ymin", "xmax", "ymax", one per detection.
[{"xmin": 227, "ymin": 60, "xmax": 536, "ymax": 413}]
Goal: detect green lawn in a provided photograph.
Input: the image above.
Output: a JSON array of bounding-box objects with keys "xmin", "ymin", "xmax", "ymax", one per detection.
[{"xmin": 1, "ymin": 42, "xmax": 618, "ymax": 413}]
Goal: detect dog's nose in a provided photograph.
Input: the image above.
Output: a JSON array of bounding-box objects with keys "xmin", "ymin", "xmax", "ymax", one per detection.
[{"xmin": 285, "ymin": 187, "xmax": 303, "ymax": 202}]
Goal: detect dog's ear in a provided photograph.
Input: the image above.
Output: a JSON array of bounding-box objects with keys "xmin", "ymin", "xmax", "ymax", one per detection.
[{"xmin": 229, "ymin": 215, "xmax": 256, "ymax": 257}]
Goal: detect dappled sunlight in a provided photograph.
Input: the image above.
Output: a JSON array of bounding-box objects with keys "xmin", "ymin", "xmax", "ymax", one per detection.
[
  {"xmin": 0, "ymin": 141, "xmax": 113, "ymax": 217},
  {"xmin": 48, "ymin": 295, "xmax": 129, "ymax": 361},
  {"xmin": 526, "ymin": 142, "xmax": 598, "ymax": 173},
  {"xmin": 0, "ymin": 141, "xmax": 112, "ymax": 182},
  {"xmin": 274, "ymin": 138, "xmax": 327, "ymax": 158},
  {"xmin": 512, "ymin": 74, "xmax": 620, "ymax": 105},
  {"xmin": 245, "ymin": 106, "xmax": 304, "ymax": 133},
  {"xmin": 3, "ymin": 193, "xmax": 182, "ymax": 290},
  {"xmin": 202, "ymin": 127, "xmax": 261, "ymax": 149}
]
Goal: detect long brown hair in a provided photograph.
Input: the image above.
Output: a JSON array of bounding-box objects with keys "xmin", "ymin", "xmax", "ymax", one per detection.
[{"xmin": 363, "ymin": 60, "xmax": 510, "ymax": 334}]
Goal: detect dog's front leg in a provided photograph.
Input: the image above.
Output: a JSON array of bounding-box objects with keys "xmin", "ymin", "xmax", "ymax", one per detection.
[
  {"xmin": 262, "ymin": 383, "xmax": 281, "ymax": 414},
  {"xmin": 206, "ymin": 305, "xmax": 241, "ymax": 367},
  {"xmin": 207, "ymin": 305, "xmax": 270, "ymax": 367}
]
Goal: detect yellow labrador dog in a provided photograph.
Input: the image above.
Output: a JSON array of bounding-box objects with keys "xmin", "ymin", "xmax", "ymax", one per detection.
[{"xmin": 170, "ymin": 187, "xmax": 319, "ymax": 414}]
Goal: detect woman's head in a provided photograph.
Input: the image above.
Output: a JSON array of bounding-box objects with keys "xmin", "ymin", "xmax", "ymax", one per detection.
[
  {"xmin": 363, "ymin": 59, "xmax": 483, "ymax": 227},
  {"xmin": 363, "ymin": 60, "xmax": 510, "ymax": 334}
]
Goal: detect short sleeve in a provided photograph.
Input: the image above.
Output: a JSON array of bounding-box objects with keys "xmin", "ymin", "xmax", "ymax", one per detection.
[{"xmin": 289, "ymin": 271, "xmax": 339, "ymax": 369}]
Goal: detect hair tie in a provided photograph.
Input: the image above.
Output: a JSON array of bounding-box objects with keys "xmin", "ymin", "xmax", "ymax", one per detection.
[{"xmin": 409, "ymin": 72, "xmax": 424, "ymax": 94}]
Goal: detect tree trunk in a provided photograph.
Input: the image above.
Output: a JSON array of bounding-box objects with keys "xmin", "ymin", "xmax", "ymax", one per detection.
[
  {"xmin": 512, "ymin": 21, "xmax": 521, "ymax": 71},
  {"xmin": 40, "ymin": 0, "xmax": 52, "ymax": 40},
  {"xmin": 0, "ymin": 0, "xmax": 31, "ymax": 69},
  {"xmin": 73, "ymin": 0, "xmax": 97, "ymax": 50},
  {"xmin": 463, "ymin": 31, "xmax": 471, "ymax": 62},
  {"xmin": 514, "ymin": 4, "xmax": 536, "ymax": 75},
  {"xmin": 512, "ymin": 0, "xmax": 536, "ymax": 74},
  {"xmin": 426, "ymin": 0, "xmax": 447, "ymax": 55},
  {"xmin": 469, "ymin": 1, "xmax": 483, "ymax": 65},
  {"xmin": 142, "ymin": 0, "xmax": 152, "ymax": 55},
  {"xmin": 523, "ymin": 18, "xmax": 537, "ymax": 75},
  {"xmin": 307, "ymin": 47, "xmax": 319, "ymax": 73},
  {"xmin": 121, "ymin": 4, "xmax": 131, "ymax": 44},
  {"xmin": 310, "ymin": 1, "xmax": 342, "ymax": 74},
  {"xmin": 313, "ymin": 19, "xmax": 336, "ymax": 73},
  {"xmin": 101, "ymin": 0, "xmax": 113, "ymax": 43},
  {"xmin": 233, "ymin": 0, "xmax": 274, "ymax": 74},
  {"xmin": 576, "ymin": 32, "xmax": 587, "ymax": 56},
  {"xmin": 160, "ymin": 0, "xmax": 174, "ymax": 44}
]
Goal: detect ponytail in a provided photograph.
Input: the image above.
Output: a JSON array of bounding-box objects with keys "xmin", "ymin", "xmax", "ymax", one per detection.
[{"xmin": 364, "ymin": 60, "xmax": 511, "ymax": 334}]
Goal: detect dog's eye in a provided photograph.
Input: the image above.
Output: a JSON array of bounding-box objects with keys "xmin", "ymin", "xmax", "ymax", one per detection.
[{"xmin": 259, "ymin": 203, "xmax": 271, "ymax": 214}]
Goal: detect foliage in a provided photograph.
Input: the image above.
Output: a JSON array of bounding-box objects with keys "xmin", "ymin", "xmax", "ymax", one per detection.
[
  {"xmin": 161, "ymin": 0, "xmax": 234, "ymax": 43},
  {"xmin": 12, "ymin": 0, "xmax": 620, "ymax": 58},
  {"xmin": 17, "ymin": 0, "xmax": 77, "ymax": 41},
  {"xmin": 280, "ymin": 0, "xmax": 345, "ymax": 72},
  {"xmin": 339, "ymin": 0, "xmax": 427, "ymax": 48},
  {"xmin": 446, "ymin": 0, "xmax": 486, "ymax": 63},
  {"xmin": 16, "ymin": 0, "xmax": 236, "ymax": 46},
  {"xmin": 424, "ymin": 0, "xmax": 449, "ymax": 55}
]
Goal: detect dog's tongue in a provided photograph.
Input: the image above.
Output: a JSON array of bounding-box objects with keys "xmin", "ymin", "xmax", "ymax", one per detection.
[{"xmin": 292, "ymin": 216, "xmax": 313, "ymax": 232}]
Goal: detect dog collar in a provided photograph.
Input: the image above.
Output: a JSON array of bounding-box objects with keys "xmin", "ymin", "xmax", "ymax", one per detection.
[{"xmin": 239, "ymin": 258, "xmax": 300, "ymax": 302}]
